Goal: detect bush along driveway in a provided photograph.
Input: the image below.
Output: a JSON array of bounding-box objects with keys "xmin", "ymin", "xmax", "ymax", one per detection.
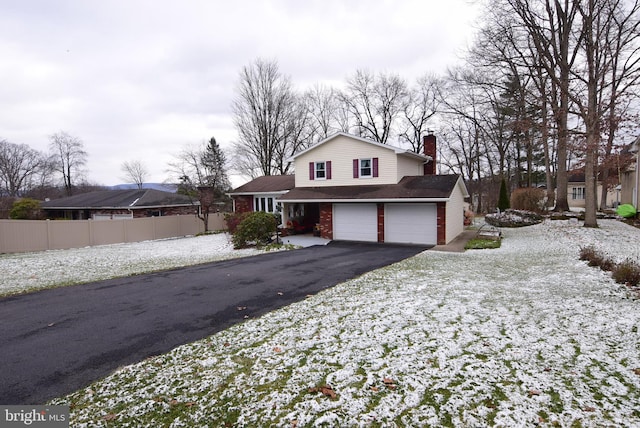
[{"xmin": 43, "ymin": 219, "xmax": 640, "ymax": 427}]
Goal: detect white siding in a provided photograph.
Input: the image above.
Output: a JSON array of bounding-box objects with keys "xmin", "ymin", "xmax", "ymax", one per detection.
[
  {"xmin": 295, "ymin": 135, "xmax": 398, "ymax": 187},
  {"xmin": 445, "ymin": 177, "xmax": 466, "ymax": 244},
  {"xmin": 396, "ymin": 155, "xmax": 424, "ymax": 182}
]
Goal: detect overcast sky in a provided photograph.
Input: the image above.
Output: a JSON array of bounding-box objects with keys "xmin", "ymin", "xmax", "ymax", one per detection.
[{"xmin": 0, "ymin": 0, "xmax": 481, "ymax": 187}]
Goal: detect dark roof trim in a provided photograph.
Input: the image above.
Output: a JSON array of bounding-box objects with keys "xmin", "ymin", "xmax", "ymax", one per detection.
[{"xmin": 278, "ymin": 174, "xmax": 462, "ymax": 202}]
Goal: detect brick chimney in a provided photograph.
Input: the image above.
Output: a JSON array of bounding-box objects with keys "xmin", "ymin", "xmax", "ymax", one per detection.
[{"xmin": 423, "ymin": 133, "xmax": 436, "ymax": 175}]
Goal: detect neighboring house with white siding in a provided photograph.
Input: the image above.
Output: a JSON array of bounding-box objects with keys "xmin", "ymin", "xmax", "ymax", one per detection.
[{"xmin": 228, "ymin": 132, "xmax": 469, "ymax": 246}]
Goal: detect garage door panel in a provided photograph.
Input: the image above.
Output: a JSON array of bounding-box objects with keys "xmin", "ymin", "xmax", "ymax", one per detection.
[
  {"xmin": 385, "ymin": 203, "xmax": 436, "ymax": 245},
  {"xmin": 333, "ymin": 204, "xmax": 377, "ymax": 242}
]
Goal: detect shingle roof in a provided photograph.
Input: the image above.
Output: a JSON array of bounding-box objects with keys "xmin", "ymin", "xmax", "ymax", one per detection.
[
  {"xmin": 229, "ymin": 175, "xmax": 295, "ymax": 194},
  {"xmin": 40, "ymin": 189, "xmax": 196, "ymax": 209},
  {"xmin": 278, "ymin": 174, "xmax": 462, "ymax": 201}
]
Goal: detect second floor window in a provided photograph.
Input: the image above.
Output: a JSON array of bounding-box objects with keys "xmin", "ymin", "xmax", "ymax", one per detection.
[
  {"xmin": 360, "ymin": 158, "xmax": 372, "ymax": 177},
  {"xmin": 309, "ymin": 161, "xmax": 331, "ymax": 180},
  {"xmin": 353, "ymin": 157, "xmax": 379, "ymax": 178}
]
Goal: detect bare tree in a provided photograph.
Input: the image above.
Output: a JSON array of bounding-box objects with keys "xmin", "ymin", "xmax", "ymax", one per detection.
[
  {"xmin": 0, "ymin": 139, "xmax": 46, "ymax": 197},
  {"xmin": 500, "ymin": 0, "xmax": 583, "ymax": 212},
  {"xmin": 338, "ymin": 70, "xmax": 409, "ymax": 144},
  {"xmin": 232, "ymin": 58, "xmax": 306, "ymax": 177},
  {"xmin": 49, "ymin": 131, "xmax": 87, "ymax": 196},
  {"xmin": 398, "ymin": 73, "xmax": 441, "ymax": 153},
  {"xmin": 304, "ymin": 84, "xmax": 341, "ymax": 141},
  {"xmin": 120, "ymin": 160, "xmax": 148, "ymax": 189}
]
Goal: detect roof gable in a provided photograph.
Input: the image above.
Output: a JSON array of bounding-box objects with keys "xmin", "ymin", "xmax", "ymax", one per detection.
[
  {"xmin": 289, "ymin": 132, "xmax": 429, "ymax": 162},
  {"xmin": 230, "ymin": 175, "xmax": 295, "ymax": 195}
]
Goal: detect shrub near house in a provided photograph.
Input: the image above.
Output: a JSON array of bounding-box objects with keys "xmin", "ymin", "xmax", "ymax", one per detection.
[
  {"xmin": 10, "ymin": 198, "xmax": 41, "ymax": 219},
  {"xmin": 232, "ymin": 211, "xmax": 277, "ymax": 249}
]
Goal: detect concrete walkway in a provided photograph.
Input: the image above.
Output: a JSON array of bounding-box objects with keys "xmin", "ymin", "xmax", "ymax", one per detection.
[
  {"xmin": 432, "ymin": 229, "xmax": 476, "ymax": 252},
  {"xmin": 281, "ymin": 230, "xmax": 476, "ymax": 252},
  {"xmin": 280, "ymin": 234, "xmax": 330, "ymax": 247}
]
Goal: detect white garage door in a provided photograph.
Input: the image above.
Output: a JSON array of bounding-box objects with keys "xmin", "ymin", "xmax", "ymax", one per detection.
[
  {"xmin": 385, "ymin": 203, "xmax": 437, "ymax": 245},
  {"xmin": 333, "ymin": 203, "xmax": 378, "ymax": 242}
]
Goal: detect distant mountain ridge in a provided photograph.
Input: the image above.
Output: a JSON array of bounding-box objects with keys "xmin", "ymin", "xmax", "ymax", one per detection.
[{"xmin": 108, "ymin": 183, "xmax": 178, "ymax": 193}]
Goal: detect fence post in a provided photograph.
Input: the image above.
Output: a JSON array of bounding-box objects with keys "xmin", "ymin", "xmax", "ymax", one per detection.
[{"xmin": 46, "ymin": 219, "xmax": 52, "ymax": 250}]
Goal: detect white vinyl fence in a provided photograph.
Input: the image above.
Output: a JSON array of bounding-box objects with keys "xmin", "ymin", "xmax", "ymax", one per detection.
[{"xmin": 0, "ymin": 213, "xmax": 227, "ymax": 254}]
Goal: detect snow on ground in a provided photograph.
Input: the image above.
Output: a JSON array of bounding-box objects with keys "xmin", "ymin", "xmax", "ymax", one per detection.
[
  {"xmin": 0, "ymin": 233, "xmax": 263, "ymax": 296},
  {"xmin": 20, "ymin": 220, "xmax": 640, "ymax": 426}
]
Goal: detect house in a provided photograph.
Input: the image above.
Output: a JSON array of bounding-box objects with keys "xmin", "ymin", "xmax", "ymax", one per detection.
[
  {"xmin": 620, "ymin": 136, "xmax": 640, "ymax": 210},
  {"xmin": 229, "ymin": 132, "xmax": 469, "ymax": 245},
  {"xmin": 228, "ymin": 175, "xmax": 295, "ymax": 216},
  {"xmin": 41, "ymin": 189, "xmax": 199, "ymax": 220},
  {"xmin": 567, "ymin": 170, "xmax": 618, "ymax": 210}
]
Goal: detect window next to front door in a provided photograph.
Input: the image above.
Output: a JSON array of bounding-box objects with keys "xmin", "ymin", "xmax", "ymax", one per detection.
[{"xmin": 254, "ymin": 196, "xmax": 280, "ymax": 214}]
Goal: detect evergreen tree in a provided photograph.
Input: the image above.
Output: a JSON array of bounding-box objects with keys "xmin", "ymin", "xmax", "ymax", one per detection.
[{"xmin": 498, "ymin": 178, "xmax": 510, "ymax": 211}]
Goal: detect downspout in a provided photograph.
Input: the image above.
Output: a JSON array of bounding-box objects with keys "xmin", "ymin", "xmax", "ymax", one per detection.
[{"xmin": 635, "ymin": 148, "xmax": 639, "ymax": 210}]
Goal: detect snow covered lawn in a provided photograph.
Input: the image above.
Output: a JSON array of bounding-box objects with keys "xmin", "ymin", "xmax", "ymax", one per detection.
[
  {"xmin": 0, "ymin": 233, "xmax": 263, "ymax": 297},
  {"xmin": 41, "ymin": 220, "xmax": 640, "ymax": 426}
]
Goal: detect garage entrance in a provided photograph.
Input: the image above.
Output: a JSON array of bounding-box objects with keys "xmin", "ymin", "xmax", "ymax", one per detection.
[
  {"xmin": 333, "ymin": 203, "xmax": 378, "ymax": 242},
  {"xmin": 385, "ymin": 203, "xmax": 437, "ymax": 245}
]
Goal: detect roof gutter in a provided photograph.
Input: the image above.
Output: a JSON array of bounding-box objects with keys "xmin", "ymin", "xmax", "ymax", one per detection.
[
  {"xmin": 276, "ymin": 197, "xmax": 451, "ymax": 203},
  {"xmin": 227, "ymin": 190, "xmax": 291, "ymax": 197},
  {"xmin": 42, "ymin": 203, "xmax": 200, "ymax": 210}
]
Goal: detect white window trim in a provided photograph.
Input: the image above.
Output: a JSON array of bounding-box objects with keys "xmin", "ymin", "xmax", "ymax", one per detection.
[
  {"xmin": 360, "ymin": 158, "xmax": 373, "ymax": 178},
  {"xmin": 254, "ymin": 195, "xmax": 281, "ymax": 214},
  {"xmin": 315, "ymin": 161, "xmax": 326, "ymax": 180}
]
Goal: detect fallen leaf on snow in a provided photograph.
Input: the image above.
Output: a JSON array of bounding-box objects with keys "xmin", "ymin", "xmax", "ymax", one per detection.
[
  {"xmin": 528, "ymin": 390, "xmax": 541, "ymax": 397},
  {"xmin": 103, "ymin": 413, "xmax": 118, "ymax": 421},
  {"xmin": 273, "ymin": 347, "xmax": 282, "ymax": 353},
  {"xmin": 383, "ymin": 377, "xmax": 397, "ymax": 389},
  {"xmin": 308, "ymin": 384, "xmax": 337, "ymax": 399}
]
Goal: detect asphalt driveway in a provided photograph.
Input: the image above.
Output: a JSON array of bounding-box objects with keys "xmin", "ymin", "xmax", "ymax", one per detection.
[{"xmin": 0, "ymin": 241, "xmax": 426, "ymax": 404}]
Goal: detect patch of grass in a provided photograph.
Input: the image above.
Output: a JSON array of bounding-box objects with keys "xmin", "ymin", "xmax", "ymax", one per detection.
[
  {"xmin": 195, "ymin": 230, "xmax": 225, "ymax": 237},
  {"xmin": 263, "ymin": 242, "xmax": 299, "ymax": 251},
  {"xmin": 465, "ymin": 238, "xmax": 501, "ymax": 250}
]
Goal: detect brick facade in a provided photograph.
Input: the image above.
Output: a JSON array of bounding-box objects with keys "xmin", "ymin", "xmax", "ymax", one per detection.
[
  {"xmin": 319, "ymin": 202, "xmax": 333, "ymax": 239},
  {"xmin": 377, "ymin": 203, "xmax": 384, "ymax": 242},
  {"xmin": 436, "ymin": 202, "xmax": 446, "ymax": 245},
  {"xmin": 233, "ymin": 196, "xmax": 253, "ymax": 214}
]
